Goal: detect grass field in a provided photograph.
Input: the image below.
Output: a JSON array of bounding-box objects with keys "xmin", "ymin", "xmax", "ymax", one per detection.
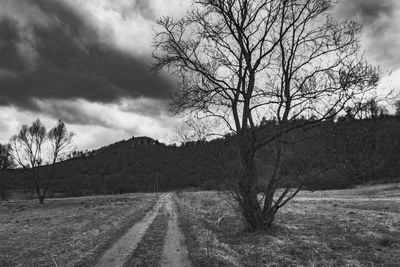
[
  {"xmin": 176, "ymin": 184, "xmax": 400, "ymax": 266},
  {"xmin": 0, "ymin": 193, "xmax": 159, "ymax": 266},
  {"xmin": 1, "ymin": 184, "xmax": 399, "ymax": 266}
]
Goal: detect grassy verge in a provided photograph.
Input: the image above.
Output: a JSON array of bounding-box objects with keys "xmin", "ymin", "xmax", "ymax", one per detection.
[
  {"xmin": 76, "ymin": 196, "xmax": 159, "ymax": 267},
  {"xmin": 175, "ymin": 192, "xmax": 241, "ymax": 266},
  {"xmin": 175, "ymin": 187, "xmax": 400, "ymax": 266},
  {"xmin": 125, "ymin": 212, "xmax": 169, "ymax": 267},
  {"xmin": 175, "ymin": 199, "xmax": 206, "ymax": 266},
  {"xmin": 0, "ymin": 193, "xmax": 159, "ymax": 266}
]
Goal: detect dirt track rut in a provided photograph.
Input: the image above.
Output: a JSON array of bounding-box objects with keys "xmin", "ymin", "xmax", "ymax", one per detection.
[
  {"xmin": 160, "ymin": 194, "xmax": 191, "ymax": 267},
  {"xmin": 94, "ymin": 193, "xmax": 191, "ymax": 267}
]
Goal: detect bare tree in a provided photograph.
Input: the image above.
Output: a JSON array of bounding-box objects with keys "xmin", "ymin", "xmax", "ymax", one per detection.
[
  {"xmin": 11, "ymin": 119, "xmax": 73, "ymax": 203},
  {"xmin": 11, "ymin": 119, "xmax": 47, "ymax": 203},
  {"xmin": 153, "ymin": 0, "xmax": 379, "ymax": 231},
  {"xmin": 352, "ymin": 98, "xmax": 388, "ymax": 119},
  {"xmin": 48, "ymin": 120, "xmax": 74, "ymax": 164},
  {"xmin": 0, "ymin": 143, "xmax": 13, "ymax": 170}
]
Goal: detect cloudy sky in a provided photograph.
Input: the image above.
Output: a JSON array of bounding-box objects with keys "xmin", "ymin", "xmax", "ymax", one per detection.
[{"xmin": 0, "ymin": 0, "xmax": 399, "ymax": 150}]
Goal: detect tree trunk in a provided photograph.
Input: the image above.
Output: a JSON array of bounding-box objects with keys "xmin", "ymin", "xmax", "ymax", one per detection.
[
  {"xmin": 237, "ymin": 131, "xmax": 276, "ymax": 231},
  {"xmin": 0, "ymin": 174, "xmax": 7, "ymax": 201},
  {"xmin": 35, "ymin": 185, "xmax": 45, "ymax": 204},
  {"xmin": 38, "ymin": 193, "xmax": 45, "ymax": 204},
  {"xmin": 261, "ymin": 191, "xmax": 277, "ymax": 228},
  {"xmin": 33, "ymin": 168, "xmax": 46, "ymax": 204},
  {"xmin": 35, "ymin": 183, "xmax": 46, "ymax": 204},
  {"xmin": 238, "ymin": 176, "xmax": 277, "ymax": 231},
  {"xmin": 238, "ymin": 164, "xmax": 262, "ymax": 231}
]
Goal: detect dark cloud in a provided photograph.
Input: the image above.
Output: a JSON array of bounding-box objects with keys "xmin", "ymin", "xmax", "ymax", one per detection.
[
  {"xmin": 128, "ymin": 0, "xmax": 155, "ymax": 20},
  {"xmin": 335, "ymin": 0, "xmax": 400, "ymax": 69},
  {"xmin": 0, "ymin": 0, "xmax": 172, "ymax": 113},
  {"xmin": 0, "ymin": 18, "xmax": 24, "ymax": 71},
  {"xmin": 35, "ymin": 100, "xmax": 116, "ymax": 126},
  {"xmin": 337, "ymin": 0, "xmax": 394, "ymax": 27},
  {"xmin": 34, "ymin": 98, "xmax": 170, "ymax": 127},
  {"xmin": 119, "ymin": 98, "xmax": 169, "ymax": 117}
]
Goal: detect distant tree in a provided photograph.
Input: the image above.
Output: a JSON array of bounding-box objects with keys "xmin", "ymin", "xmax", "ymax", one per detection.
[
  {"xmin": 354, "ymin": 98, "xmax": 387, "ymax": 119},
  {"xmin": 11, "ymin": 119, "xmax": 47, "ymax": 203},
  {"xmin": 0, "ymin": 143, "xmax": 13, "ymax": 170},
  {"xmin": 364, "ymin": 99, "xmax": 379, "ymax": 119},
  {"xmin": 154, "ymin": 0, "xmax": 379, "ymax": 231},
  {"xmin": 326, "ymin": 109, "xmax": 337, "ymax": 122},
  {"xmin": 395, "ymin": 100, "xmax": 400, "ymax": 117},
  {"xmin": 10, "ymin": 119, "xmax": 73, "ymax": 203},
  {"xmin": 48, "ymin": 120, "xmax": 74, "ymax": 164}
]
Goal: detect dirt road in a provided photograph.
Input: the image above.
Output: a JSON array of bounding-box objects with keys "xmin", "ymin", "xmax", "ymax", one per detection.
[
  {"xmin": 160, "ymin": 194, "xmax": 191, "ymax": 267},
  {"xmin": 94, "ymin": 193, "xmax": 191, "ymax": 267}
]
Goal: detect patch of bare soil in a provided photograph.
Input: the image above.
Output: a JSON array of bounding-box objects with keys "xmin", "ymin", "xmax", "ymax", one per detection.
[
  {"xmin": 94, "ymin": 194, "xmax": 168, "ymax": 267},
  {"xmin": 124, "ymin": 210, "xmax": 168, "ymax": 266},
  {"xmin": 92, "ymin": 193, "xmax": 192, "ymax": 267},
  {"xmin": 160, "ymin": 193, "xmax": 191, "ymax": 267}
]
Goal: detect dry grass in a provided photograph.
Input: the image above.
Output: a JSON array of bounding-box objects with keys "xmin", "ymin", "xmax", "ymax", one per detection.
[
  {"xmin": 176, "ymin": 184, "xmax": 400, "ymax": 266},
  {"xmin": 297, "ymin": 183, "xmax": 400, "ymax": 199},
  {"xmin": 176, "ymin": 192, "xmax": 243, "ymax": 266},
  {"xmin": 0, "ymin": 193, "xmax": 159, "ymax": 266}
]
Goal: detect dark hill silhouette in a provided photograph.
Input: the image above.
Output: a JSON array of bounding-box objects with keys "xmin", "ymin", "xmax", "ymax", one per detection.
[{"xmin": 1, "ymin": 116, "xmax": 400, "ymax": 199}]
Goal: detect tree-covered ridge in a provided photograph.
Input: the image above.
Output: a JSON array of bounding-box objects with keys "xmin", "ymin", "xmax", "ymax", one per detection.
[{"xmin": 1, "ymin": 115, "xmax": 399, "ymax": 200}]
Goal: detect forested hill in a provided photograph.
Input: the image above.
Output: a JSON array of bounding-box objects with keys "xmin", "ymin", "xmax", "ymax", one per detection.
[
  {"xmin": 2, "ymin": 117, "xmax": 400, "ymax": 197},
  {"xmin": 2, "ymin": 136, "xmax": 227, "ymax": 196}
]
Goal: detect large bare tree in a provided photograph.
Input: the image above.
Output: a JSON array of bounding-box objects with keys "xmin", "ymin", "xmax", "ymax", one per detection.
[
  {"xmin": 153, "ymin": 0, "xmax": 379, "ymax": 231},
  {"xmin": 11, "ymin": 119, "xmax": 73, "ymax": 203}
]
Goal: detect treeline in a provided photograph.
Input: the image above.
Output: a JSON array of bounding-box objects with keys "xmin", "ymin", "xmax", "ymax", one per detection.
[
  {"xmin": 305, "ymin": 116, "xmax": 400, "ymax": 189},
  {"xmin": 1, "ymin": 139, "xmax": 221, "ymax": 197},
  {"xmin": 1, "ymin": 116, "xmax": 400, "ymax": 198}
]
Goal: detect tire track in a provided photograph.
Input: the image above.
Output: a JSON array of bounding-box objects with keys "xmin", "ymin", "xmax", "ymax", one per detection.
[
  {"xmin": 94, "ymin": 194, "xmax": 167, "ymax": 267},
  {"xmin": 160, "ymin": 193, "xmax": 191, "ymax": 267}
]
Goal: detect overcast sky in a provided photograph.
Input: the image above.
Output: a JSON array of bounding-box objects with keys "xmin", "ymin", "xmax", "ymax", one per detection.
[{"xmin": 0, "ymin": 0, "xmax": 399, "ymax": 150}]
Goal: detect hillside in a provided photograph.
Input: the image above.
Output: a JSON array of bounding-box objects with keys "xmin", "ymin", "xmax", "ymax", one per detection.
[
  {"xmin": 1, "ymin": 117, "xmax": 400, "ymax": 199},
  {"xmin": 1, "ymin": 136, "xmax": 226, "ymax": 197}
]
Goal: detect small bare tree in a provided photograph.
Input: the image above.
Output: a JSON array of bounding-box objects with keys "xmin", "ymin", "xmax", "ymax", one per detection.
[
  {"xmin": 11, "ymin": 119, "xmax": 73, "ymax": 203},
  {"xmin": 48, "ymin": 120, "xmax": 74, "ymax": 164},
  {"xmin": 154, "ymin": 0, "xmax": 379, "ymax": 231}
]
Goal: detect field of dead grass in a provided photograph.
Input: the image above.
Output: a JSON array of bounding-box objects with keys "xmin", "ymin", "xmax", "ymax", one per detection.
[
  {"xmin": 176, "ymin": 184, "xmax": 400, "ymax": 266},
  {"xmin": 0, "ymin": 193, "xmax": 159, "ymax": 266}
]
